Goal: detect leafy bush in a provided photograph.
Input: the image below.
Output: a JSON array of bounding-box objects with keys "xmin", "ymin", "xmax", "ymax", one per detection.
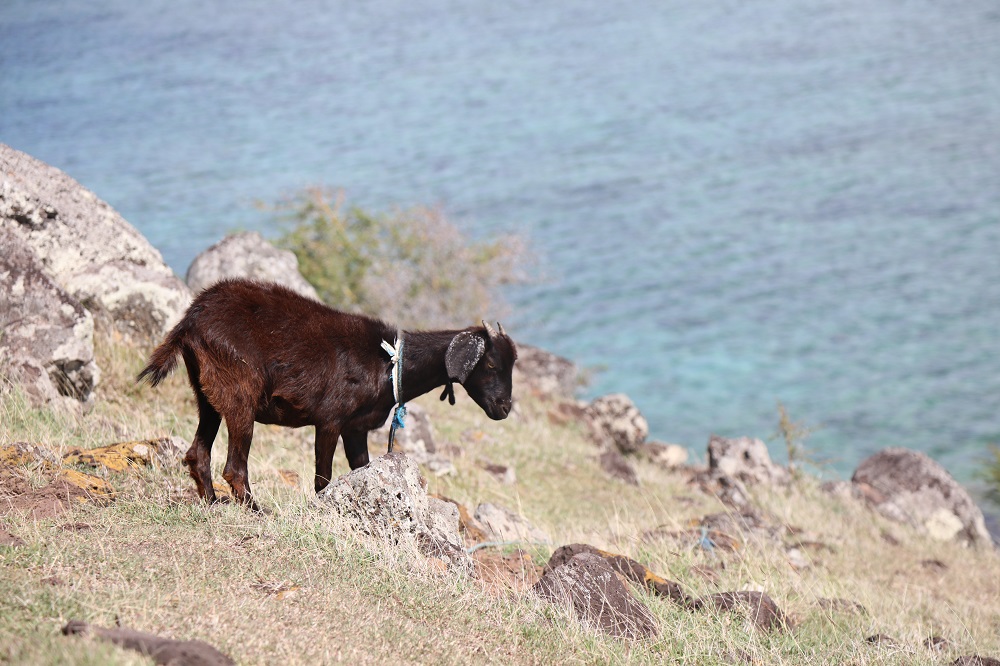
[
  {"xmin": 981, "ymin": 444, "xmax": 1000, "ymax": 506},
  {"xmin": 270, "ymin": 188, "xmax": 531, "ymax": 329}
]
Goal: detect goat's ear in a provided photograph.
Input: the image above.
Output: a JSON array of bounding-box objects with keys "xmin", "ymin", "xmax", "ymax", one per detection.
[{"xmin": 446, "ymin": 331, "xmax": 486, "ymax": 383}]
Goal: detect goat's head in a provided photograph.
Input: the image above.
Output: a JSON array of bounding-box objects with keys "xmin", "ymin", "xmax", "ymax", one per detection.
[{"xmin": 445, "ymin": 321, "xmax": 517, "ymax": 420}]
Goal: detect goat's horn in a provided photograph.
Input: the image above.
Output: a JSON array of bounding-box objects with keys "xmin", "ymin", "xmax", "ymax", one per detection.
[
  {"xmin": 482, "ymin": 320, "xmax": 497, "ymax": 340},
  {"xmin": 497, "ymin": 321, "xmax": 506, "ymax": 337}
]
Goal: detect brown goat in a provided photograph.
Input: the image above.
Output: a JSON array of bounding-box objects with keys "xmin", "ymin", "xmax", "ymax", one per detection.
[{"xmin": 138, "ymin": 279, "xmax": 516, "ymax": 510}]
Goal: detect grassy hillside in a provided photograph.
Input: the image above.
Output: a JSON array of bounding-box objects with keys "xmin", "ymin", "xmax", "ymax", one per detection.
[{"xmin": 2, "ymin": 330, "xmax": 999, "ymax": 665}]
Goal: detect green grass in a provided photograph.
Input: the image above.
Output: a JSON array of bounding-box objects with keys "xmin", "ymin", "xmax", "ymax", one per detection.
[{"xmin": 2, "ymin": 331, "xmax": 999, "ymax": 665}]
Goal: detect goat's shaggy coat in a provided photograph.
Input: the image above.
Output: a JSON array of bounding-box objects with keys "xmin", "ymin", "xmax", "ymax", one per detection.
[{"xmin": 139, "ymin": 279, "xmax": 516, "ymax": 509}]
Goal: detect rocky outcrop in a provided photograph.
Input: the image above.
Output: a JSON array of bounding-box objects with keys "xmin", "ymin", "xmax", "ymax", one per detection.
[
  {"xmin": 0, "ymin": 229, "xmax": 100, "ymax": 407},
  {"xmin": 533, "ymin": 552, "xmax": 659, "ymax": 640},
  {"xmin": 851, "ymin": 447, "xmax": 991, "ymax": 547},
  {"xmin": 707, "ymin": 435, "xmax": 790, "ymax": 486},
  {"xmin": 0, "ymin": 143, "xmax": 190, "ymax": 338},
  {"xmin": 318, "ymin": 452, "xmax": 470, "ymax": 571},
  {"xmin": 185, "ymin": 231, "xmax": 319, "ymax": 299}
]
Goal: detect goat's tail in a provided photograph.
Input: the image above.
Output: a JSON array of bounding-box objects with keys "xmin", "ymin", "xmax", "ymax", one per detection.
[{"xmin": 137, "ymin": 322, "xmax": 187, "ymax": 387}]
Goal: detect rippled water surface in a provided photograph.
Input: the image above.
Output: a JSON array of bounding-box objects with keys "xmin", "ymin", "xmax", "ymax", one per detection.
[{"xmin": 3, "ymin": 0, "xmax": 999, "ymax": 483}]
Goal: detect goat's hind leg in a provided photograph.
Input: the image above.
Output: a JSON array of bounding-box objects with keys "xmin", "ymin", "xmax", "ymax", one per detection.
[
  {"xmin": 184, "ymin": 377, "xmax": 222, "ymax": 505},
  {"xmin": 221, "ymin": 411, "xmax": 261, "ymax": 512}
]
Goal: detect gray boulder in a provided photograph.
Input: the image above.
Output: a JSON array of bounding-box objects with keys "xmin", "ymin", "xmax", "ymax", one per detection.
[
  {"xmin": 0, "ymin": 229, "xmax": 99, "ymax": 407},
  {"xmin": 707, "ymin": 435, "xmax": 790, "ymax": 486},
  {"xmin": 851, "ymin": 447, "xmax": 991, "ymax": 547},
  {"xmin": 0, "ymin": 144, "xmax": 190, "ymax": 338},
  {"xmin": 186, "ymin": 231, "xmax": 319, "ymax": 300},
  {"xmin": 532, "ymin": 552, "xmax": 659, "ymax": 640},
  {"xmin": 584, "ymin": 393, "xmax": 649, "ymax": 455},
  {"xmin": 318, "ymin": 452, "xmax": 470, "ymax": 571}
]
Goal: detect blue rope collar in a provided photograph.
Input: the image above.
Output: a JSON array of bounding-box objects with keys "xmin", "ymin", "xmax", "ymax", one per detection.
[{"xmin": 380, "ymin": 332, "xmax": 407, "ymax": 452}]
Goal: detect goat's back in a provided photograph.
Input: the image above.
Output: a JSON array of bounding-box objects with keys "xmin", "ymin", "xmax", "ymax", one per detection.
[{"xmin": 180, "ymin": 280, "xmax": 395, "ymax": 416}]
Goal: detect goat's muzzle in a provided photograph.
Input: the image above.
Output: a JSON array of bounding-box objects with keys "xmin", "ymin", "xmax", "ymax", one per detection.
[{"xmin": 486, "ymin": 397, "xmax": 513, "ymax": 420}]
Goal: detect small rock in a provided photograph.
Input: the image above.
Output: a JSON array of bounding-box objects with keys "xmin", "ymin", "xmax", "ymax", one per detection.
[
  {"xmin": 544, "ymin": 544, "xmax": 692, "ymax": 606},
  {"xmin": 923, "ymin": 636, "xmax": 950, "ymax": 651},
  {"xmin": 953, "ymin": 657, "xmax": 1000, "ymax": 666},
  {"xmin": 599, "ymin": 448, "xmax": 639, "ymax": 485},
  {"xmin": 0, "ymin": 442, "xmax": 60, "ymax": 468},
  {"xmin": 707, "ymin": 435, "xmax": 789, "ymax": 486},
  {"xmin": 318, "ymin": 452, "xmax": 470, "ymax": 572},
  {"xmin": 277, "ymin": 469, "xmax": 300, "ymax": 488},
  {"xmin": 639, "ymin": 441, "xmax": 689, "ymax": 468},
  {"xmin": 583, "ymin": 393, "xmax": 648, "ymax": 455},
  {"xmin": 817, "ymin": 598, "xmax": 867, "ymax": 615},
  {"xmin": 532, "ymin": 552, "xmax": 659, "ymax": 640},
  {"xmin": 63, "ymin": 440, "xmax": 160, "ymax": 472},
  {"xmin": 474, "ymin": 503, "xmax": 549, "ymax": 544},
  {"xmin": 693, "ymin": 591, "xmax": 789, "ymax": 632},
  {"xmin": 479, "ymin": 461, "xmax": 516, "ymax": 485},
  {"xmin": 250, "ymin": 580, "xmax": 302, "ymax": 599},
  {"xmin": 62, "ymin": 620, "xmax": 235, "ymax": 666},
  {"xmin": 865, "ymin": 633, "xmax": 898, "ymax": 646},
  {"xmin": 431, "ymin": 494, "xmax": 489, "ymax": 544}
]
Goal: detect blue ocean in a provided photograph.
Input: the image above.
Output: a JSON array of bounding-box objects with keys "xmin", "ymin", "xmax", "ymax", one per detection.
[{"xmin": 3, "ymin": 1, "xmax": 999, "ymax": 489}]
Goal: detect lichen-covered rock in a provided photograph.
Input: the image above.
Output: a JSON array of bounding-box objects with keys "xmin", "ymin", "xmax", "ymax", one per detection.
[
  {"xmin": 474, "ymin": 502, "xmax": 550, "ymax": 544},
  {"xmin": 532, "ymin": 552, "xmax": 659, "ymax": 640},
  {"xmin": 707, "ymin": 435, "xmax": 790, "ymax": 486},
  {"xmin": 513, "ymin": 344, "xmax": 580, "ymax": 399},
  {"xmin": 0, "ymin": 229, "xmax": 100, "ymax": 406},
  {"xmin": 318, "ymin": 452, "xmax": 471, "ymax": 571},
  {"xmin": 1, "ymin": 143, "xmax": 190, "ymax": 338},
  {"xmin": 0, "ymin": 442, "xmax": 61, "ymax": 468},
  {"xmin": 185, "ymin": 231, "xmax": 319, "ymax": 300},
  {"xmin": 62, "ymin": 439, "xmax": 177, "ymax": 473},
  {"xmin": 851, "ymin": 447, "xmax": 991, "ymax": 547},
  {"xmin": 545, "ymin": 544, "xmax": 691, "ymax": 606},
  {"xmin": 583, "ymin": 393, "xmax": 648, "ymax": 455}
]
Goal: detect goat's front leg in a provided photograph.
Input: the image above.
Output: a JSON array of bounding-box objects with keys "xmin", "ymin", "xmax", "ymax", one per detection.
[
  {"xmin": 314, "ymin": 426, "xmax": 341, "ymax": 493},
  {"xmin": 342, "ymin": 430, "xmax": 370, "ymax": 470}
]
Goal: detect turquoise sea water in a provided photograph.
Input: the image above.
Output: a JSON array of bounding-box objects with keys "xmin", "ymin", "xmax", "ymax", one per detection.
[{"xmin": 2, "ymin": 1, "xmax": 1000, "ymax": 485}]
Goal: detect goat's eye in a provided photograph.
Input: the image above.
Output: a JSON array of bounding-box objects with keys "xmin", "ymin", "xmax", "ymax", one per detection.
[{"xmin": 486, "ymin": 361, "xmax": 496, "ymax": 370}]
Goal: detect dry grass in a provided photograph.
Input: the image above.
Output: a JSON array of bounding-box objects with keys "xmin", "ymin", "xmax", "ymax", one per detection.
[{"xmin": 2, "ymin": 331, "xmax": 999, "ymax": 665}]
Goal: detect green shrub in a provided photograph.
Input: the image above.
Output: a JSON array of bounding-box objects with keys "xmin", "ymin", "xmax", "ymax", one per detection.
[
  {"xmin": 981, "ymin": 444, "xmax": 1000, "ymax": 506},
  {"xmin": 270, "ymin": 187, "xmax": 530, "ymax": 329}
]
